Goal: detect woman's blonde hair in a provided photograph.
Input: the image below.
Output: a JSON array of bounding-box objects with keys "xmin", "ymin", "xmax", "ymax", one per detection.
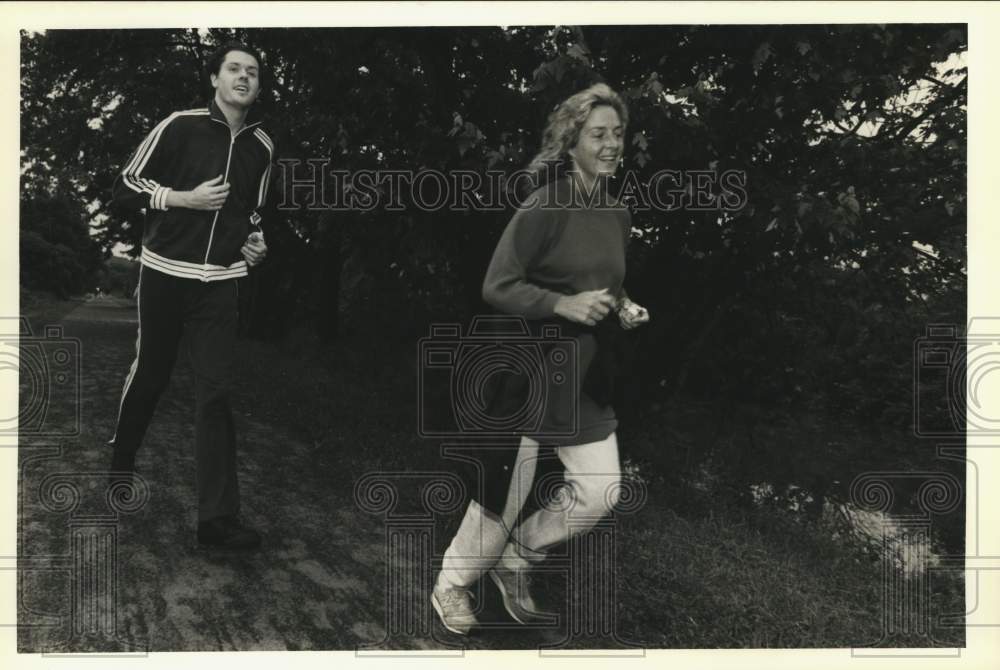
[{"xmin": 525, "ymin": 83, "xmax": 629, "ymax": 189}]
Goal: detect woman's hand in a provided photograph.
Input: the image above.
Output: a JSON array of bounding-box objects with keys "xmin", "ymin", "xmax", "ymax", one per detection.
[
  {"xmin": 618, "ymin": 298, "xmax": 650, "ymax": 330},
  {"xmin": 554, "ymin": 289, "xmax": 616, "ymax": 326}
]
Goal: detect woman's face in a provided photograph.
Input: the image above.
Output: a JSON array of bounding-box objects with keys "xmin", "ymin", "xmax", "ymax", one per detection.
[{"xmin": 568, "ymin": 105, "xmax": 624, "ymax": 185}]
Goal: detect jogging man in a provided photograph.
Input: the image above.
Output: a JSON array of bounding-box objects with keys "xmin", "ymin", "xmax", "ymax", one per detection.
[{"xmin": 109, "ymin": 42, "xmax": 275, "ymax": 550}]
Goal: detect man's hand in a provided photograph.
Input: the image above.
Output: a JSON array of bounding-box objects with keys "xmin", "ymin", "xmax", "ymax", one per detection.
[
  {"xmin": 241, "ymin": 232, "xmax": 267, "ymax": 268},
  {"xmin": 554, "ymin": 289, "xmax": 616, "ymax": 326},
  {"xmin": 618, "ymin": 298, "xmax": 650, "ymax": 330},
  {"xmin": 176, "ymin": 175, "xmax": 230, "ymax": 211}
]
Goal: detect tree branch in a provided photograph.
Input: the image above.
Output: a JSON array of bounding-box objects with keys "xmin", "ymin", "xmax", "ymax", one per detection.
[
  {"xmin": 835, "ymin": 116, "xmax": 864, "ymax": 136},
  {"xmin": 893, "ymin": 75, "xmax": 967, "ymax": 141},
  {"xmin": 912, "ymin": 244, "xmax": 939, "ymax": 263}
]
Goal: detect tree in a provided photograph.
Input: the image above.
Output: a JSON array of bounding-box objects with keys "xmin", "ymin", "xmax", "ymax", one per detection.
[
  {"xmin": 20, "ymin": 25, "xmax": 967, "ymax": 505},
  {"xmin": 19, "ymin": 190, "xmax": 102, "ymax": 297}
]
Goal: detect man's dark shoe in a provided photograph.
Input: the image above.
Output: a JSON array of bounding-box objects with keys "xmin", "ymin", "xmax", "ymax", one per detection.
[{"xmin": 197, "ymin": 515, "xmax": 262, "ymax": 551}]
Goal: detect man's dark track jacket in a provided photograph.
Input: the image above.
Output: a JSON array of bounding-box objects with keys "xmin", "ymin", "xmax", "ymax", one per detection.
[{"xmin": 112, "ymin": 100, "xmax": 275, "ymax": 282}]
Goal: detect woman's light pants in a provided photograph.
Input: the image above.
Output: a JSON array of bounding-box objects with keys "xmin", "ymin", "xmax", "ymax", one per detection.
[{"xmin": 437, "ymin": 432, "xmax": 621, "ymax": 590}]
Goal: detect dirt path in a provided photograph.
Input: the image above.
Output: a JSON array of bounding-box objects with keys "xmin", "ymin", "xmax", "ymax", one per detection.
[{"xmin": 15, "ymin": 296, "xmax": 592, "ymax": 653}]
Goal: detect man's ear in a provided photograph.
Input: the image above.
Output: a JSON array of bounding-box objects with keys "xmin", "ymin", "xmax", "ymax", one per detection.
[{"xmin": 210, "ymin": 73, "xmax": 219, "ymax": 90}]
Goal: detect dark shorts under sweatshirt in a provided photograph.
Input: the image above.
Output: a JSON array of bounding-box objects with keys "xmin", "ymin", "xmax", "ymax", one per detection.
[{"xmin": 482, "ymin": 176, "xmax": 632, "ymax": 446}]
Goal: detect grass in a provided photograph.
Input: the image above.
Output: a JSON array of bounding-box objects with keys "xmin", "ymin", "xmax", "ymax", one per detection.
[
  {"xmin": 520, "ymin": 499, "xmax": 964, "ymax": 649},
  {"xmin": 234, "ymin": 325, "xmax": 965, "ymax": 649},
  {"xmin": 17, "ymin": 290, "xmax": 965, "ymax": 650},
  {"xmin": 19, "ymin": 286, "xmax": 87, "ymax": 324}
]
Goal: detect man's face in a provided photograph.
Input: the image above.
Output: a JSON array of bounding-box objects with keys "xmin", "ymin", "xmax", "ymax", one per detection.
[{"xmin": 211, "ymin": 50, "xmax": 260, "ymax": 109}]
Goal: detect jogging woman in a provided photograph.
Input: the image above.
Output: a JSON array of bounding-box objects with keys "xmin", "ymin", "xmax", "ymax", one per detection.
[{"xmin": 433, "ymin": 82, "xmax": 650, "ymax": 634}]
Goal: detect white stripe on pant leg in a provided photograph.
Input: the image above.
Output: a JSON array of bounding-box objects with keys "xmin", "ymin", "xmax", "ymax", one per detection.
[{"xmin": 110, "ymin": 270, "xmax": 143, "ymax": 443}]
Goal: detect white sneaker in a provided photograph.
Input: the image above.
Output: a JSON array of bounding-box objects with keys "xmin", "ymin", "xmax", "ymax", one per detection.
[{"xmin": 431, "ymin": 584, "xmax": 477, "ymax": 635}]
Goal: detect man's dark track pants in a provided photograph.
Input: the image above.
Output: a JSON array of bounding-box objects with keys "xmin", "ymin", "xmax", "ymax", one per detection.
[{"xmin": 110, "ymin": 264, "xmax": 241, "ymax": 522}]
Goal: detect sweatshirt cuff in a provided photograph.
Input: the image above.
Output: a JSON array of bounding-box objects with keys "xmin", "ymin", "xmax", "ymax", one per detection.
[
  {"xmin": 537, "ymin": 292, "xmax": 562, "ymax": 319},
  {"xmin": 151, "ymin": 186, "xmax": 171, "ymax": 211}
]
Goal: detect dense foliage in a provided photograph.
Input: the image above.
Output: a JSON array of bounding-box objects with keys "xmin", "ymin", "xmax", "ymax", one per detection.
[
  {"xmin": 20, "ymin": 26, "xmax": 966, "ymax": 516},
  {"xmin": 19, "ymin": 191, "xmax": 102, "ymax": 297}
]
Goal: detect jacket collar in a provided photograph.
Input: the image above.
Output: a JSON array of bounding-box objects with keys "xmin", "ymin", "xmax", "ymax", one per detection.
[{"xmin": 208, "ymin": 98, "xmax": 263, "ymax": 133}]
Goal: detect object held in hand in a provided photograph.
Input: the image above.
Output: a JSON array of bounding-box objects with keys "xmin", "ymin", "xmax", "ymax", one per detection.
[
  {"xmin": 619, "ymin": 299, "xmax": 643, "ymax": 320},
  {"xmin": 248, "ymin": 231, "xmax": 264, "ymax": 244}
]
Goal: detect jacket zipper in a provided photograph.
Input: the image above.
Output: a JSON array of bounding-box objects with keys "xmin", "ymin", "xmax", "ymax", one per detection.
[{"xmin": 202, "ymin": 119, "xmax": 259, "ymax": 277}]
